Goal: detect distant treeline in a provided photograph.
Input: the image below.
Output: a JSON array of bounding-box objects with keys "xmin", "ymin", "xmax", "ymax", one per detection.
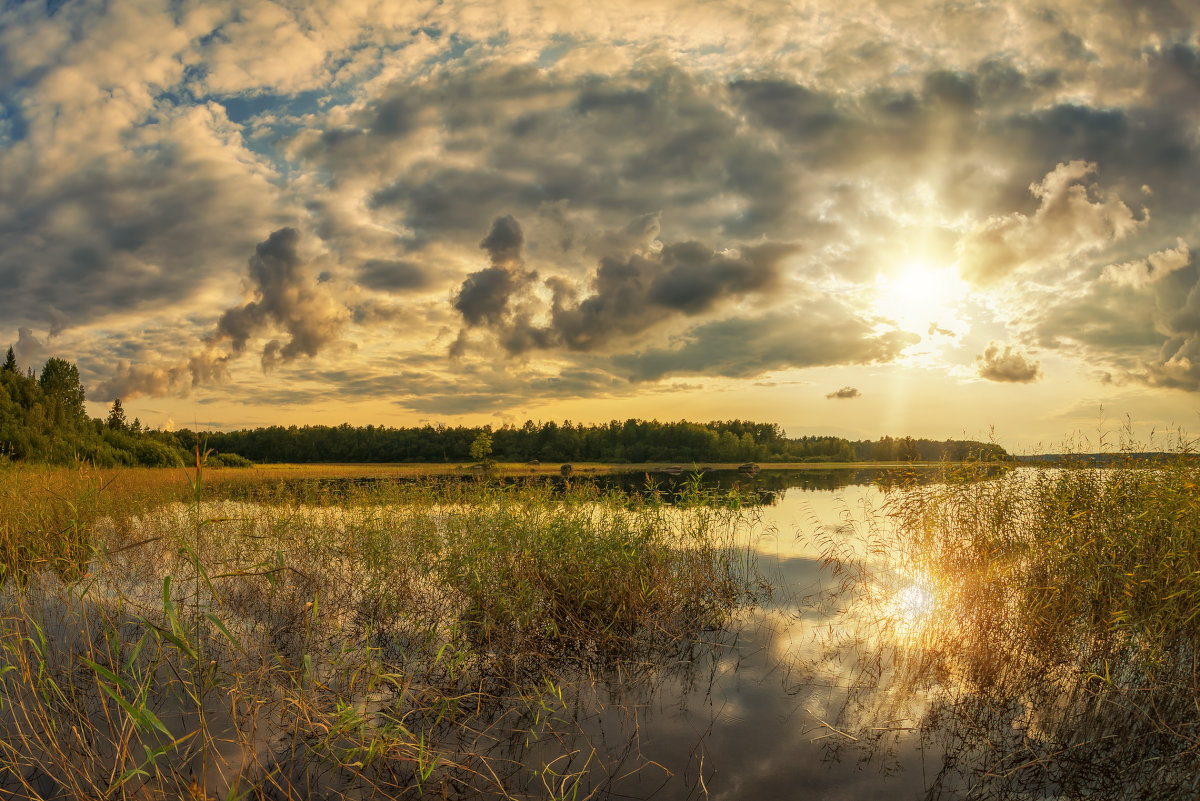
[
  {"xmin": 1, "ymin": 351, "xmax": 1007, "ymax": 466},
  {"xmin": 203, "ymin": 420, "xmax": 1009, "ymax": 464}
]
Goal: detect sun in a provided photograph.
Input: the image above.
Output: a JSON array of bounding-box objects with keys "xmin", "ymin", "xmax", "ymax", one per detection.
[{"xmin": 875, "ymin": 261, "xmax": 969, "ymax": 337}]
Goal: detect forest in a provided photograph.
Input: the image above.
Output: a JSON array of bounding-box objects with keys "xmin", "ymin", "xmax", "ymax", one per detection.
[
  {"xmin": 0, "ymin": 351, "xmax": 1008, "ymax": 466},
  {"xmin": 202, "ymin": 420, "xmax": 1008, "ymax": 464}
]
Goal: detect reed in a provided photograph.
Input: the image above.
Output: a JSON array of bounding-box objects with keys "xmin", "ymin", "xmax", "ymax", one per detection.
[
  {"xmin": 812, "ymin": 453, "xmax": 1200, "ymax": 798},
  {"xmin": 0, "ymin": 458, "xmax": 758, "ymax": 799}
]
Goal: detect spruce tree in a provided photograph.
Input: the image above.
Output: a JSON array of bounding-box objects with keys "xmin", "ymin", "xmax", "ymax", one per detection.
[
  {"xmin": 106, "ymin": 398, "xmax": 127, "ymax": 430},
  {"xmin": 2, "ymin": 346, "xmax": 14, "ymax": 372}
]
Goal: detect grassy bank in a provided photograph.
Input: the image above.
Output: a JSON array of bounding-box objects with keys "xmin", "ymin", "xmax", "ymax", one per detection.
[{"xmin": 0, "ymin": 460, "xmax": 760, "ymax": 799}]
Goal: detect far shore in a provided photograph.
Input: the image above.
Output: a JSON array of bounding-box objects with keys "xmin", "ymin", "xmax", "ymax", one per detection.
[{"xmin": 232, "ymin": 460, "xmax": 989, "ymax": 477}]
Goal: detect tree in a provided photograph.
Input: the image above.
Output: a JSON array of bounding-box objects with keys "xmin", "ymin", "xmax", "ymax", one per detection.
[
  {"xmin": 38, "ymin": 357, "xmax": 87, "ymax": 430},
  {"xmin": 469, "ymin": 430, "xmax": 494, "ymax": 464},
  {"xmin": 106, "ymin": 398, "xmax": 128, "ymax": 430},
  {"xmin": 2, "ymin": 347, "xmax": 14, "ymax": 373}
]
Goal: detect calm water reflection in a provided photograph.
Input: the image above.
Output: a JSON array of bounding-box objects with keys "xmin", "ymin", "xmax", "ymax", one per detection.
[
  {"xmin": 206, "ymin": 467, "xmax": 1182, "ymax": 799},
  {"xmin": 500, "ymin": 469, "xmax": 1193, "ymax": 801},
  {"xmin": 477, "ymin": 472, "xmax": 940, "ymax": 800}
]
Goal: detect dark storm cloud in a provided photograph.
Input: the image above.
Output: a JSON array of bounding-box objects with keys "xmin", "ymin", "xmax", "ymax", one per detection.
[
  {"xmin": 0, "ymin": 154, "xmax": 273, "ymax": 330},
  {"xmin": 976, "ymin": 342, "xmax": 1042, "ymax": 383},
  {"xmin": 311, "ymin": 64, "xmax": 812, "ymax": 256},
  {"xmin": 479, "ymin": 240, "xmax": 795, "ymax": 355},
  {"xmin": 369, "ymin": 168, "xmax": 540, "ymax": 244},
  {"xmin": 612, "ymin": 305, "xmax": 918, "ymax": 382},
  {"xmin": 455, "ymin": 267, "xmax": 522, "ymax": 328},
  {"xmin": 479, "ymin": 214, "xmax": 524, "ymax": 267},
  {"xmin": 727, "ymin": 79, "xmax": 842, "ymax": 141},
  {"xmin": 826, "ymin": 386, "xmax": 861, "ymax": 400},
  {"xmin": 453, "ymin": 216, "xmax": 533, "ymax": 330},
  {"xmin": 922, "ymin": 70, "xmax": 980, "ymax": 112},
  {"xmin": 357, "ymin": 259, "xmax": 429, "ymax": 292},
  {"xmin": 213, "ymin": 227, "xmax": 348, "ymax": 366}
]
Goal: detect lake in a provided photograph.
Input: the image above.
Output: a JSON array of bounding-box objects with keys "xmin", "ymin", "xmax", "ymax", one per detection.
[
  {"xmin": 2, "ymin": 464, "xmax": 1189, "ymax": 800},
  {"xmin": 470, "ymin": 467, "xmax": 1194, "ymax": 800}
]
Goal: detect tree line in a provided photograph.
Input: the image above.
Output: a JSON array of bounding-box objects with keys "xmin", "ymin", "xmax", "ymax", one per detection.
[
  {"xmin": 0, "ymin": 348, "xmax": 246, "ymax": 467},
  {"xmin": 0, "ymin": 351, "xmax": 1008, "ymax": 466},
  {"xmin": 202, "ymin": 420, "xmax": 1008, "ymax": 464}
]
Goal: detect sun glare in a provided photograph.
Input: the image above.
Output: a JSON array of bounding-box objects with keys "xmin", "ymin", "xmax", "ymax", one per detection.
[
  {"xmin": 876, "ymin": 261, "xmax": 969, "ymax": 339},
  {"xmin": 882, "ymin": 580, "xmax": 937, "ymax": 642}
]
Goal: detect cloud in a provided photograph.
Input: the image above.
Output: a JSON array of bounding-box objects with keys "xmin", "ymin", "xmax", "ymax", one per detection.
[
  {"xmin": 9, "ymin": 0, "xmax": 1200, "ymax": 427},
  {"xmin": 450, "ymin": 212, "xmax": 796, "ymax": 357},
  {"xmin": 0, "ymin": 92, "xmax": 284, "ymax": 334},
  {"xmin": 976, "ymin": 342, "xmax": 1041, "ymax": 383},
  {"xmin": 826, "ymin": 386, "xmax": 861, "ymax": 399},
  {"xmin": 928, "ymin": 323, "xmax": 956, "ymax": 337},
  {"xmin": 957, "ymin": 161, "xmax": 1146, "ymax": 285},
  {"xmin": 478, "ymin": 214, "xmax": 524, "ymax": 268},
  {"xmin": 1031, "ymin": 239, "xmax": 1200, "ymax": 389},
  {"xmin": 95, "ymin": 228, "xmax": 348, "ymax": 399},
  {"xmin": 1101, "ymin": 238, "xmax": 1190, "ymax": 289},
  {"xmin": 11, "ymin": 327, "xmax": 46, "ymax": 372},
  {"xmin": 613, "ymin": 305, "xmax": 918, "ymax": 382},
  {"xmin": 213, "ymin": 228, "xmax": 349, "ymax": 367},
  {"xmin": 357, "ymin": 260, "xmax": 430, "ymax": 293},
  {"xmin": 453, "ymin": 216, "xmax": 535, "ymax": 331},
  {"xmin": 535, "ymin": 240, "xmax": 793, "ymax": 353},
  {"xmin": 93, "ymin": 361, "xmax": 192, "ymax": 403}
]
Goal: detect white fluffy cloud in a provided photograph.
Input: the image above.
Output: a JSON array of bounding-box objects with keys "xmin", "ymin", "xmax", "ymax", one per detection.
[{"xmin": 957, "ymin": 161, "xmax": 1146, "ymax": 285}]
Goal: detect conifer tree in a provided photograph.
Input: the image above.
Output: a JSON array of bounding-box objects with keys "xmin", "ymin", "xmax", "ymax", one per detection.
[
  {"xmin": 106, "ymin": 398, "xmax": 127, "ymax": 430},
  {"xmin": 2, "ymin": 346, "xmax": 15, "ymax": 372}
]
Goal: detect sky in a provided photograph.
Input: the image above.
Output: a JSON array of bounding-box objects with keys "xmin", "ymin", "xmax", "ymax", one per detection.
[{"xmin": 3, "ymin": 0, "xmax": 1200, "ymax": 451}]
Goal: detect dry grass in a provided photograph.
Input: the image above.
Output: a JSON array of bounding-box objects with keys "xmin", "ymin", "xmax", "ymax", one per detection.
[
  {"xmin": 0, "ymin": 458, "xmax": 760, "ymax": 799},
  {"xmin": 808, "ymin": 454, "xmax": 1200, "ymax": 799}
]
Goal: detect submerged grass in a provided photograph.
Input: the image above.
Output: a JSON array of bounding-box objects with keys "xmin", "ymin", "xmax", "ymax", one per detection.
[
  {"xmin": 0, "ymin": 458, "xmax": 759, "ymax": 799},
  {"xmin": 813, "ymin": 453, "xmax": 1200, "ymax": 798},
  {"xmin": 892, "ymin": 455, "xmax": 1200, "ymax": 678}
]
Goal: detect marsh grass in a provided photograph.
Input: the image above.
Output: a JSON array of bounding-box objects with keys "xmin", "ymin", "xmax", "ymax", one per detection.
[
  {"xmin": 812, "ymin": 454, "xmax": 1200, "ymax": 798},
  {"xmin": 0, "ymin": 459, "xmax": 760, "ymax": 799}
]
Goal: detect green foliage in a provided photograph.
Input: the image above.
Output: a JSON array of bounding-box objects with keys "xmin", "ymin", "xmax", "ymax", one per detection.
[
  {"xmin": 0, "ymin": 357, "xmax": 250, "ymax": 467},
  {"xmin": 38, "ymin": 357, "xmax": 87, "ymax": 431},
  {"xmin": 201, "ymin": 419, "xmax": 1009, "ymax": 465},
  {"xmin": 106, "ymin": 397, "xmax": 128, "ymax": 430},
  {"xmin": 468, "ymin": 429, "xmax": 493, "ymax": 464}
]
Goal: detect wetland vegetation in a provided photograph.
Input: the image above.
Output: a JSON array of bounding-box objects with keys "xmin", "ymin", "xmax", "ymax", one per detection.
[{"xmin": 1, "ymin": 435, "xmax": 1199, "ymax": 798}]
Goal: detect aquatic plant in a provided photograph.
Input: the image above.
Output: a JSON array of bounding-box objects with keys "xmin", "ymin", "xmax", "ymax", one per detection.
[
  {"xmin": 0, "ymin": 458, "xmax": 760, "ymax": 799},
  {"xmin": 813, "ymin": 451, "xmax": 1200, "ymax": 799}
]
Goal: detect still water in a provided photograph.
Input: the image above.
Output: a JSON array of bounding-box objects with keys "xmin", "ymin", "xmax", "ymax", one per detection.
[
  {"xmin": 495, "ymin": 468, "xmax": 1191, "ymax": 801},
  {"xmin": 497, "ymin": 470, "xmax": 938, "ymax": 800},
  {"xmin": 9, "ymin": 467, "xmax": 1183, "ymax": 799}
]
